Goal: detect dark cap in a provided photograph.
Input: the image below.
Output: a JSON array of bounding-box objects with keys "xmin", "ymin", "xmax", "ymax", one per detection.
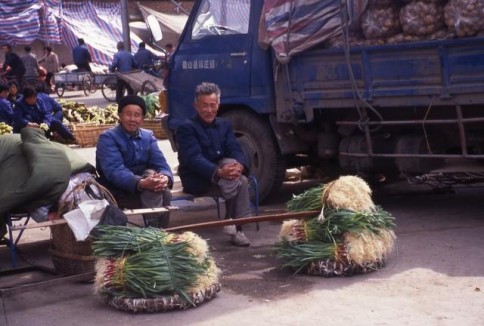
[
  {"xmin": 118, "ymin": 95, "xmax": 146, "ymax": 116},
  {"xmin": 0, "ymin": 81, "xmax": 8, "ymax": 92}
]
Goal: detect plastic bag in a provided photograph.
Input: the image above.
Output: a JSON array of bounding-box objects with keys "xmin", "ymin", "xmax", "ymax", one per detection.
[{"xmin": 63, "ymin": 199, "xmax": 109, "ymax": 241}]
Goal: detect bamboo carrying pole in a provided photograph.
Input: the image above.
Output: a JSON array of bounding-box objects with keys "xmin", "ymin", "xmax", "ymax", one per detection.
[{"xmin": 164, "ymin": 210, "xmax": 320, "ymax": 232}]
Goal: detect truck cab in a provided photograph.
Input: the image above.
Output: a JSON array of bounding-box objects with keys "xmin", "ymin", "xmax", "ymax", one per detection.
[{"xmin": 166, "ymin": 0, "xmax": 285, "ymax": 201}]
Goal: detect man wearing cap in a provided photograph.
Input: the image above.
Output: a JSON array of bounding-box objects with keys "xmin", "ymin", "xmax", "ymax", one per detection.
[{"xmin": 96, "ymin": 95, "xmax": 173, "ymax": 228}]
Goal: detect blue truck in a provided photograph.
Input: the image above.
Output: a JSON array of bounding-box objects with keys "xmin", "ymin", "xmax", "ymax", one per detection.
[{"xmin": 164, "ymin": 0, "xmax": 484, "ymax": 201}]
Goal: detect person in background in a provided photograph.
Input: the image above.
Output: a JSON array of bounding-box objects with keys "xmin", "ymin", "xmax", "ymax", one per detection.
[
  {"xmin": 6, "ymin": 80, "xmax": 20, "ymax": 104},
  {"xmin": 35, "ymin": 83, "xmax": 63, "ymax": 122},
  {"xmin": 134, "ymin": 42, "xmax": 161, "ymax": 75},
  {"xmin": 96, "ymin": 95, "xmax": 173, "ymax": 228},
  {"xmin": 109, "ymin": 41, "xmax": 137, "ymax": 103},
  {"xmin": 38, "ymin": 46, "xmax": 59, "ymax": 91},
  {"xmin": 1, "ymin": 44, "xmax": 26, "ymax": 86},
  {"xmin": 176, "ymin": 82, "xmax": 252, "ymax": 246},
  {"xmin": 0, "ymin": 81, "xmax": 14, "ymax": 126},
  {"xmin": 72, "ymin": 38, "xmax": 92, "ymax": 72},
  {"xmin": 14, "ymin": 86, "xmax": 75, "ymax": 142},
  {"xmin": 21, "ymin": 45, "xmax": 39, "ymax": 86},
  {"xmin": 164, "ymin": 43, "xmax": 174, "ymax": 62}
]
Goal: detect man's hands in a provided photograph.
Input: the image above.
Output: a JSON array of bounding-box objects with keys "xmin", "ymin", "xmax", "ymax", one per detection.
[
  {"xmin": 138, "ymin": 173, "xmax": 169, "ymax": 192},
  {"xmin": 217, "ymin": 162, "xmax": 244, "ymax": 181}
]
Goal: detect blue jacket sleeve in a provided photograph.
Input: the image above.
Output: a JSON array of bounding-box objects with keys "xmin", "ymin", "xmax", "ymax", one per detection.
[
  {"xmin": 49, "ymin": 97, "xmax": 62, "ymax": 114},
  {"xmin": 96, "ymin": 131, "xmax": 141, "ymax": 193},
  {"xmin": 176, "ymin": 121, "xmax": 219, "ymax": 181},
  {"xmin": 146, "ymin": 132, "xmax": 174, "ymax": 187},
  {"xmin": 13, "ymin": 101, "xmax": 29, "ymax": 129},
  {"xmin": 109, "ymin": 53, "xmax": 119, "ymax": 72},
  {"xmin": 222, "ymin": 120, "xmax": 249, "ymax": 172}
]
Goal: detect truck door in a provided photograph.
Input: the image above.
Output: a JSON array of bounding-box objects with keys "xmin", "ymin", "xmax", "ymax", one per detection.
[{"xmin": 168, "ymin": 0, "xmax": 252, "ymax": 121}]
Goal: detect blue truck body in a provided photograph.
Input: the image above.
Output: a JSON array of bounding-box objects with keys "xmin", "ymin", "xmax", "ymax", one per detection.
[{"xmin": 165, "ymin": 0, "xmax": 484, "ymax": 200}]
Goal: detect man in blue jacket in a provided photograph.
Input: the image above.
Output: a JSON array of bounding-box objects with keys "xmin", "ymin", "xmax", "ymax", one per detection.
[
  {"xmin": 14, "ymin": 86, "xmax": 75, "ymax": 142},
  {"xmin": 109, "ymin": 41, "xmax": 137, "ymax": 103},
  {"xmin": 0, "ymin": 81, "xmax": 14, "ymax": 126},
  {"xmin": 176, "ymin": 82, "xmax": 251, "ymax": 246},
  {"xmin": 72, "ymin": 38, "xmax": 92, "ymax": 72},
  {"xmin": 96, "ymin": 95, "xmax": 173, "ymax": 228}
]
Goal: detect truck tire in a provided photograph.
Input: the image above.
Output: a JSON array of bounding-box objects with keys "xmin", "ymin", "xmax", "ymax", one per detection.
[{"xmin": 221, "ymin": 110, "xmax": 286, "ymax": 202}]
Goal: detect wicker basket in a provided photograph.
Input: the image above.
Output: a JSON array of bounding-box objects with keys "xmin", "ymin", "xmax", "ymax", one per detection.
[
  {"xmin": 305, "ymin": 259, "xmax": 385, "ymax": 277},
  {"xmin": 142, "ymin": 119, "xmax": 166, "ymax": 139},
  {"xmin": 50, "ymin": 223, "xmax": 95, "ymax": 280},
  {"xmin": 101, "ymin": 282, "xmax": 222, "ymax": 313},
  {"xmin": 71, "ymin": 123, "xmax": 116, "ymax": 147}
]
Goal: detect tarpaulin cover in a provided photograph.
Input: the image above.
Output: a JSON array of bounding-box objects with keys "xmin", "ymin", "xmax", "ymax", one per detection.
[
  {"xmin": 0, "ymin": 0, "xmax": 142, "ymax": 66},
  {"xmin": 138, "ymin": 4, "xmax": 188, "ymax": 36},
  {"xmin": 259, "ymin": 0, "xmax": 368, "ymax": 63},
  {"xmin": 58, "ymin": 1, "xmax": 141, "ymax": 66}
]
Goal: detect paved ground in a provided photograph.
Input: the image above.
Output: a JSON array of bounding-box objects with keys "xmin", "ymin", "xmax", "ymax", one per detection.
[{"xmin": 1, "ymin": 91, "xmax": 483, "ymax": 325}]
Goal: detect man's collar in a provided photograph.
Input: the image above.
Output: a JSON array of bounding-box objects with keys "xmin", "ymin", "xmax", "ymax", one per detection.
[
  {"xmin": 195, "ymin": 115, "xmax": 218, "ymax": 127},
  {"xmin": 118, "ymin": 125, "xmax": 141, "ymax": 139}
]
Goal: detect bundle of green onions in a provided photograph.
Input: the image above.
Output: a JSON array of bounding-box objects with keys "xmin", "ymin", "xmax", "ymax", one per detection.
[
  {"xmin": 277, "ymin": 176, "xmax": 396, "ymax": 276},
  {"xmin": 92, "ymin": 226, "xmax": 219, "ymax": 305}
]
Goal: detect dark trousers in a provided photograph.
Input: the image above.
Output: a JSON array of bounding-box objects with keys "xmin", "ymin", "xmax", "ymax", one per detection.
[
  {"xmin": 50, "ymin": 119, "xmax": 75, "ymax": 141},
  {"xmin": 75, "ymin": 63, "xmax": 91, "ymax": 72},
  {"xmin": 115, "ymin": 79, "xmax": 134, "ymax": 103}
]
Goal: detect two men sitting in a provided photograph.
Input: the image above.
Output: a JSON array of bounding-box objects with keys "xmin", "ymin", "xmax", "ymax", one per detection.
[{"xmin": 95, "ymin": 83, "xmax": 252, "ymax": 246}]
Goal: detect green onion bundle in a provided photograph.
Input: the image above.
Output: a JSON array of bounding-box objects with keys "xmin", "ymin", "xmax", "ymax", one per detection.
[
  {"xmin": 92, "ymin": 226, "xmax": 171, "ymax": 257},
  {"xmin": 286, "ymin": 184, "xmax": 324, "ymax": 212},
  {"xmin": 92, "ymin": 226, "xmax": 219, "ymax": 305},
  {"xmin": 275, "ymin": 241, "xmax": 341, "ymax": 273},
  {"xmin": 277, "ymin": 177, "xmax": 396, "ymax": 275}
]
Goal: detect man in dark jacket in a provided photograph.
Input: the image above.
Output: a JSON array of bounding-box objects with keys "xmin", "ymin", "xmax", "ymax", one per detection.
[
  {"xmin": 96, "ymin": 95, "xmax": 173, "ymax": 228},
  {"xmin": 109, "ymin": 41, "xmax": 137, "ymax": 103},
  {"xmin": 134, "ymin": 42, "xmax": 161, "ymax": 76},
  {"xmin": 1, "ymin": 44, "xmax": 26, "ymax": 85},
  {"xmin": 21, "ymin": 45, "xmax": 39, "ymax": 85},
  {"xmin": 72, "ymin": 38, "xmax": 92, "ymax": 72},
  {"xmin": 176, "ymin": 82, "xmax": 251, "ymax": 246}
]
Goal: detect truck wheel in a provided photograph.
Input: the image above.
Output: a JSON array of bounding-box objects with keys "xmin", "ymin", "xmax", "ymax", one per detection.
[{"xmin": 221, "ymin": 111, "xmax": 286, "ymax": 202}]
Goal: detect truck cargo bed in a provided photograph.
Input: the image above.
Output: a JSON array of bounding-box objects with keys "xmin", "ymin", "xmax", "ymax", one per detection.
[{"xmin": 289, "ymin": 37, "xmax": 484, "ymax": 110}]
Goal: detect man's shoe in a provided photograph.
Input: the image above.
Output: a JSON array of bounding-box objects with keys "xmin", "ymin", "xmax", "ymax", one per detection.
[
  {"xmin": 231, "ymin": 231, "xmax": 250, "ymax": 247},
  {"xmin": 223, "ymin": 219, "xmax": 236, "ymax": 235}
]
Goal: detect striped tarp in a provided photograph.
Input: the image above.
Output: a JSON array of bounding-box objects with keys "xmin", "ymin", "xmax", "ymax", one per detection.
[
  {"xmin": 59, "ymin": 1, "xmax": 141, "ymax": 66},
  {"xmin": 0, "ymin": 1, "xmax": 142, "ymax": 66},
  {"xmin": 0, "ymin": 1, "xmax": 43, "ymax": 44},
  {"xmin": 259, "ymin": 0, "xmax": 368, "ymax": 63}
]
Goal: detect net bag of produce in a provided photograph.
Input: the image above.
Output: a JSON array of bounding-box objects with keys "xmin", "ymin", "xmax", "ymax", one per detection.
[
  {"xmin": 361, "ymin": 6, "xmax": 401, "ymax": 39},
  {"xmin": 400, "ymin": 0, "xmax": 445, "ymax": 36},
  {"xmin": 444, "ymin": 0, "xmax": 484, "ymax": 37}
]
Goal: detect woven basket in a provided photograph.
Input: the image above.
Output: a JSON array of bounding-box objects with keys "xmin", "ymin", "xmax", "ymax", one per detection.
[
  {"xmin": 71, "ymin": 123, "xmax": 116, "ymax": 147},
  {"xmin": 142, "ymin": 119, "xmax": 166, "ymax": 139},
  {"xmin": 305, "ymin": 259, "xmax": 385, "ymax": 277},
  {"xmin": 50, "ymin": 223, "xmax": 95, "ymax": 280},
  {"xmin": 100, "ymin": 282, "xmax": 222, "ymax": 313}
]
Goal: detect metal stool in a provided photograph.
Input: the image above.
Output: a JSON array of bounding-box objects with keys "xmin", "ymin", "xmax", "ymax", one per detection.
[{"xmin": 3, "ymin": 212, "xmax": 31, "ymax": 268}]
